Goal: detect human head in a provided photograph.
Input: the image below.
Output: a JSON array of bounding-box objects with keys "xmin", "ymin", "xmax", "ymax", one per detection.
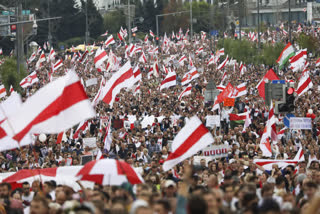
[{"xmin": 30, "ymin": 196, "xmax": 49, "ymax": 214}]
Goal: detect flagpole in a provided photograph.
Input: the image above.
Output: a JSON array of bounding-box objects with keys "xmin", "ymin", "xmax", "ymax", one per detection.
[{"xmin": 85, "ymin": 0, "xmax": 89, "ymax": 44}]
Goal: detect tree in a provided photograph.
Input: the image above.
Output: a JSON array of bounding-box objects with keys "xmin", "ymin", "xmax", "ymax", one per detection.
[
  {"xmin": 0, "ymin": 57, "xmax": 26, "ymax": 93},
  {"xmin": 80, "ymin": 0, "xmax": 104, "ymax": 40},
  {"xmin": 297, "ymin": 33, "xmax": 320, "ymax": 55},
  {"xmin": 103, "ymin": 9, "xmax": 126, "ymax": 34}
]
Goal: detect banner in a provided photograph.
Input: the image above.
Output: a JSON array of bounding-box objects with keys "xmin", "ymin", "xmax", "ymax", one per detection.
[
  {"xmin": 83, "ymin": 137, "xmax": 97, "ymax": 148},
  {"xmin": 85, "ymin": 78, "xmax": 98, "ymax": 87},
  {"xmin": 206, "ymin": 115, "xmax": 220, "ymax": 128},
  {"xmin": 224, "ymin": 98, "xmax": 235, "ymax": 106},
  {"xmin": 202, "ymin": 144, "xmax": 230, "ymax": 157},
  {"xmin": 290, "ymin": 117, "xmax": 312, "ymax": 130}
]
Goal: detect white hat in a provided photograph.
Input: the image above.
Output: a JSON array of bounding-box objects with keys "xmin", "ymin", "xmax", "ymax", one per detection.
[{"xmin": 164, "ymin": 180, "xmax": 176, "ymax": 188}]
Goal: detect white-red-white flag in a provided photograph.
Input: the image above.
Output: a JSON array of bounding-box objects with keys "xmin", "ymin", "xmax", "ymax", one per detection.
[
  {"xmin": 131, "ymin": 26, "xmax": 138, "ymax": 32},
  {"xmin": 139, "ymin": 51, "xmax": 147, "ymax": 64},
  {"xmin": 178, "ymin": 84, "xmax": 192, "ymax": 101},
  {"xmin": 150, "ymin": 30, "xmax": 155, "ymax": 37},
  {"xmin": 20, "ymin": 71, "xmax": 39, "ymax": 88},
  {"xmin": 53, "ymin": 59, "xmax": 63, "ymax": 72},
  {"xmin": 101, "ymin": 61, "xmax": 134, "ymax": 106},
  {"xmin": 259, "ymin": 103, "xmax": 277, "ymax": 157},
  {"xmin": 178, "ymin": 55, "xmax": 187, "ymax": 66},
  {"xmin": 103, "ymin": 116, "xmax": 112, "ymax": 151},
  {"xmin": 0, "ymin": 70, "xmax": 96, "ymax": 144},
  {"xmin": 94, "ymin": 47, "xmax": 108, "ymax": 68},
  {"xmin": 35, "ymin": 51, "xmax": 46, "ymax": 70},
  {"xmin": 181, "ymin": 67, "xmax": 199, "ymax": 86},
  {"xmin": 28, "ymin": 51, "xmax": 37, "ymax": 64},
  {"xmin": 316, "ymin": 58, "xmax": 320, "ymax": 67},
  {"xmin": 296, "ymin": 73, "xmax": 313, "ymax": 96},
  {"xmin": 92, "ymin": 77, "xmax": 106, "ymax": 107},
  {"xmin": 101, "ymin": 30, "xmax": 108, "ymax": 36},
  {"xmin": 153, "ymin": 60, "xmax": 159, "ymax": 77},
  {"xmin": 0, "ymin": 85, "xmax": 6, "ymax": 98},
  {"xmin": 217, "ymin": 55, "xmax": 229, "ymax": 70},
  {"xmin": 160, "ymin": 71, "xmax": 176, "ymax": 91},
  {"xmin": 48, "ymin": 47, "xmax": 56, "ymax": 62},
  {"xmin": 162, "ymin": 116, "xmax": 214, "ymax": 171},
  {"xmin": 105, "ymin": 35, "xmax": 115, "ymax": 48},
  {"xmin": 133, "ymin": 65, "xmax": 142, "ymax": 83}
]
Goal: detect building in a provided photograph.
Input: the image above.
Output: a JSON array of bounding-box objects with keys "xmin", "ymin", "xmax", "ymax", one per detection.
[{"xmin": 242, "ymin": 0, "xmax": 320, "ymax": 27}]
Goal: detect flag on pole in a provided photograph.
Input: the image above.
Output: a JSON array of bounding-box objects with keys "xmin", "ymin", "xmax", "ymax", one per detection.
[
  {"xmin": 101, "ymin": 30, "xmax": 108, "ymax": 36},
  {"xmin": 296, "ymin": 73, "xmax": 313, "ymax": 96},
  {"xmin": 277, "ymin": 42, "xmax": 295, "ymax": 69},
  {"xmin": 181, "ymin": 67, "xmax": 199, "ymax": 86},
  {"xmin": 178, "ymin": 84, "xmax": 192, "ymax": 101},
  {"xmin": 0, "ymin": 70, "xmax": 96, "ymax": 144},
  {"xmin": 101, "ymin": 61, "xmax": 134, "ymax": 106},
  {"xmin": 105, "ymin": 35, "xmax": 115, "ymax": 48},
  {"xmin": 162, "ymin": 116, "xmax": 214, "ymax": 171},
  {"xmin": 160, "ymin": 71, "xmax": 176, "ymax": 91}
]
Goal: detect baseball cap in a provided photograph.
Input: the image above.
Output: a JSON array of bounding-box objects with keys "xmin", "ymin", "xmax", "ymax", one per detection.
[{"xmin": 164, "ymin": 180, "xmax": 176, "ymax": 188}]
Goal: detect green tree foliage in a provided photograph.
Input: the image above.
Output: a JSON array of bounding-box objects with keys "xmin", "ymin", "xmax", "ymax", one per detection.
[
  {"xmin": 218, "ymin": 39, "xmax": 285, "ymax": 66},
  {"xmin": 0, "ymin": 58, "xmax": 27, "ymax": 93},
  {"xmin": 103, "ymin": 9, "xmax": 126, "ymax": 34},
  {"xmin": 81, "ymin": 0, "xmax": 104, "ymax": 40},
  {"xmin": 296, "ymin": 33, "xmax": 320, "ymax": 54}
]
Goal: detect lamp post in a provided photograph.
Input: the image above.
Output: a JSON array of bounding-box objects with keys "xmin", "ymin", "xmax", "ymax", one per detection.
[
  {"xmin": 128, "ymin": 0, "xmax": 132, "ymax": 43},
  {"xmin": 258, "ymin": 0, "xmax": 260, "ymax": 52},
  {"xmin": 156, "ymin": 10, "xmax": 190, "ymax": 38},
  {"xmin": 85, "ymin": 0, "xmax": 89, "ymax": 44},
  {"xmin": 190, "ymin": 0, "xmax": 193, "ymax": 40},
  {"xmin": 48, "ymin": 0, "xmax": 52, "ymax": 46}
]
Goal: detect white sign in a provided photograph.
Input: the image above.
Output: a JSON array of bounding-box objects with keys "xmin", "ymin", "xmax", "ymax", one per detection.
[
  {"xmin": 290, "ymin": 117, "xmax": 312, "ymax": 130},
  {"xmin": 206, "ymin": 115, "xmax": 220, "ymax": 128},
  {"xmin": 202, "ymin": 144, "xmax": 230, "ymax": 158},
  {"xmin": 193, "ymin": 156, "xmax": 215, "ymax": 166},
  {"xmin": 85, "ymin": 78, "xmax": 98, "ymax": 87},
  {"xmin": 83, "ymin": 137, "xmax": 97, "ymax": 148}
]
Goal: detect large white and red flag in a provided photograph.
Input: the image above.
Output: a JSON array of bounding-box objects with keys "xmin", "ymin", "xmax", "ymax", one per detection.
[
  {"xmin": 35, "ymin": 51, "xmax": 46, "ymax": 70},
  {"xmin": 48, "ymin": 47, "xmax": 56, "ymax": 62},
  {"xmin": 153, "ymin": 60, "xmax": 159, "ymax": 77},
  {"xmin": 101, "ymin": 61, "xmax": 134, "ymax": 106},
  {"xmin": 53, "ymin": 59, "xmax": 63, "ymax": 72},
  {"xmin": 150, "ymin": 30, "xmax": 155, "ymax": 37},
  {"xmin": 160, "ymin": 71, "xmax": 176, "ymax": 91},
  {"xmin": 139, "ymin": 51, "xmax": 147, "ymax": 64},
  {"xmin": 27, "ymin": 51, "xmax": 37, "ymax": 64},
  {"xmin": 101, "ymin": 30, "xmax": 108, "ymax": 36},
  {"xmin": 178, "ymin": 84, "xmax": 192, "ymax": 101},
  {"xmin": 94, "ymin": 47, "xmax": 108, "ymax": 68},
  {"xmin": 296, "ymin": 73, "xmax": 313, "ymax": 96},
  {"xmin": 316, "ymin": 58, "xmax": 320, "ymax": 67},
  {"xmin": 133, "ymin": 65, "xmax": 142, "ymax": 83},
  {"xmin": 289, "ymin": 49, "xmax": 307, "ymax": 72},
  {"xmin": 254, "ymin": 148, "xmax": 304, "ymax": 171},
  {"xmin": 19, "ymin": 71, "xmax": 39, "ymax": 88},
  {"xmin": 105, "ymin": 35, "xmax": 115, "ymax": 48},
  {"xmin": 217, "ymin": 55, "xmax": 229, "ymax": 70},
  {"xmin": 0, "ymin": 85, "xmax": 7, "ymax": 98},
  {"xmin": 178, "ymin": 55, "xmax": 187, "ymax": 66},
  {"xmin": 230, "ymin": 82, "xmax": 247, "ymax": 98},
  {"xmin": 239, "ymin": 62, "xmax": 247, "ymax": 76},
  {"xmin": 259, "ymin": 103, "xmax": 277, "ymax": 157},
  {"xmin": 92, "ymin": 77, "xmax": 106, "ymax": 107},
  {"xmin": 162, "ymin": 116, "xmax": 214, "ymax": 171},
  {"xmin": 0, "ymin": 70, "xmax": 96, "ymax": 144},
  {"xmin": 181, "ymin": 67, "xmax": 199, "ymax": 86}
]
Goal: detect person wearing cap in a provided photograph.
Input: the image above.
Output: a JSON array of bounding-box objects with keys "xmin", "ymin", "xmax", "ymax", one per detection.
[{"xmin": 163, "ymin": 180, "xmax": 177, "ymax": 199}]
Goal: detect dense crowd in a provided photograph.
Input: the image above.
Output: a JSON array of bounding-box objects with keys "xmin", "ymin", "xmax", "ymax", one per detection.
[{"xmin": 0, "ymin": 25, "xmax": 320, "ymax": 214}]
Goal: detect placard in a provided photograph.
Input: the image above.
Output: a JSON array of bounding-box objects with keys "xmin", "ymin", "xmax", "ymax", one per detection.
[
  {"xmin": 202, "ymin": 144, "xmax": 230, "ymax": 158},
  {"xmin": 80, "ymin": 155, "xmax": 94, "ymax": 165},
  {"xmin": 206, "ymin": 115, "xmax": 220, "ymax": 128},
  {"xmin": 290, "ymin": 117, "xmax": 312, "ymax": 130},
  {"xmin": 85, "ymin": 78, "xmax": 98, "ymax": 87},
  {"xmin": 224, "ymin": 98, "xmax": 235, "ymax": 107},
  {"xmin": 83, "ymin": 137, "xmax": 97, "ymax": 148}
]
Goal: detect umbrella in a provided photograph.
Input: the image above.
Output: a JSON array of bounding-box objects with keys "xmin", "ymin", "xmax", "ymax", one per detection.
[{"xmin": 76, "ymin": 159, "xmax": 144, "ymax": 185}]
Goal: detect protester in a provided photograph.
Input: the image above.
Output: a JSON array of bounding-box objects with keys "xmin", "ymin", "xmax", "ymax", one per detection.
[{"xmin": 0, "ymin": 25, "xmax": 319, "ymax": 214}]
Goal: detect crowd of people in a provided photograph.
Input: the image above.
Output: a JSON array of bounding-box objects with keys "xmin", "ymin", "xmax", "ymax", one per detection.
[{"xmin": 0, "ymin": 24, "xmax": 319, "ymax": 214}]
